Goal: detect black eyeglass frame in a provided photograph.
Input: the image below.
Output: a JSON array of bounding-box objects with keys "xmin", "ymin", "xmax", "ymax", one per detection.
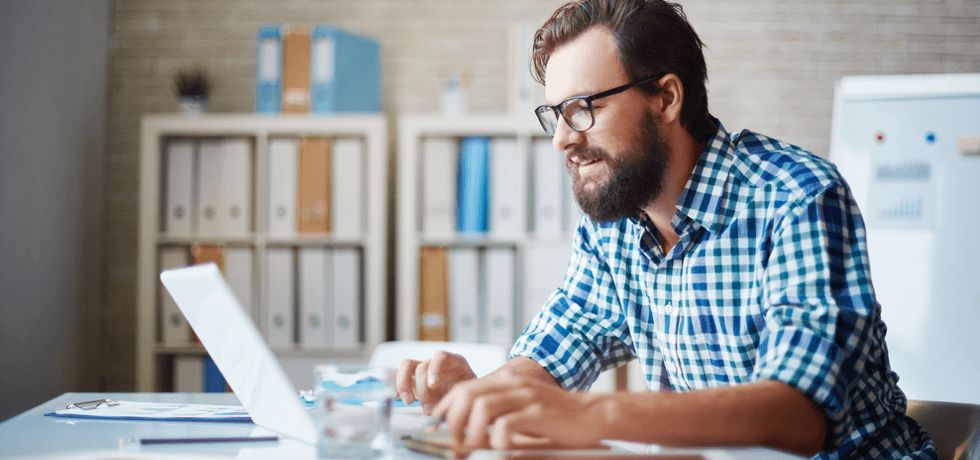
[{"xmin": 534, "ymin": 75, "xmax": 662, "ymax": 136}]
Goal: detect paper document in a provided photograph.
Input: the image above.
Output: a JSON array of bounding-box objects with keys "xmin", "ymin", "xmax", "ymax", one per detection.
[{"xmin": 45, "ymin": 400, "xmax": 251, "ymax": 422}]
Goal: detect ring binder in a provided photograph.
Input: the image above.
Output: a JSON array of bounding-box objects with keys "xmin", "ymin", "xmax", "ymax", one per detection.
[{"xmin": 66, "ymin": 398, "xmax": 119, "ymax": 410}]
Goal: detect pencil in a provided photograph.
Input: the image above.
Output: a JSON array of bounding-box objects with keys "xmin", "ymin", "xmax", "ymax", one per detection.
[{"xmin": 139, "ymin": 436, "xmax": 279, "ymax": 445}]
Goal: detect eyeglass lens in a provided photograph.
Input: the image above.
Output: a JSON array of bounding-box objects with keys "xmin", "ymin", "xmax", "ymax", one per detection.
[
  {"xmin": 536, "ymin": 98, "xmax": 595, "ymax": 136},
  {"xmin": 560, "ymin": 98, "xmax": 593, "ymax": 132}
]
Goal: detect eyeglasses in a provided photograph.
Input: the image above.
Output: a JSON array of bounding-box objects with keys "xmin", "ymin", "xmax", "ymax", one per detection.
[{"xmin": 534, "ymin": 75, "xmax": 662, "ymax": 136}]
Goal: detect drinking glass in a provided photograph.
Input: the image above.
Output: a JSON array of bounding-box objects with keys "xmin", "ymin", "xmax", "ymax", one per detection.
[{"xmin": 314, "ymin": 365, "xmax": 395, "ymax": 459}]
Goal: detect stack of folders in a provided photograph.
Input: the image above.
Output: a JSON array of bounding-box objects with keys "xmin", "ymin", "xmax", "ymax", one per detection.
[
  {"xmin": 159, "ymin": 246, "xmax": 255, "ymax": 346},
  {"xmin": 160, "ymin": 135, "xmax": 366, "ymax": 390},
  {"xmin": 256, "ymin": 24, "xmax": 380, "ymax": 114},
  {"xmin": 418, "ymin": 136, "xmax": 583, "ymax": 344},
  {"xmin": 161, "ymin": 244, "xmax": 251, "ymax": 393},
  {"xmin": 418, "ymin": 247, "xmax": 519, "ymax": 346},
  {"xmin": 266, "ymin": 137, "xmax": 364, "ymax": 237},
  {"xmin": 173, "ymin": 355, "xmax": 230, "ymax": 393},
  {"xmin": 418, "ymin": 244, "xmax": 574, "ymax": 346},
  {"xmin": 263, "ymin": 135, "xmax": 365, "ymax": 348},
  {"xmin": 420, "ymin": 137, "xmax": 580, "ymax": 239},
  {"xmin": 263, "ymin": 247, "xmax": 363, "ymax": 350},
  {"xmin": 163, "ymin": 138, "xmax": 253, "ymax": 238}
]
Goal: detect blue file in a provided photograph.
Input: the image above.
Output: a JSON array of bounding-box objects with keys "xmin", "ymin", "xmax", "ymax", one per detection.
[
  {"xmin": 256, "ymin": 26, "xmax": 282, "ymax": 113},
  {"xmin": 203, "ymin": 355, "xmax": 227, "ymax": 393},
  {"xmin": 310, "ymin": 25, "xmax": 380, "ymax": 113},
  {"xmin": 457, "ymin": 137, "xmax": 490, "ymax": 234}
]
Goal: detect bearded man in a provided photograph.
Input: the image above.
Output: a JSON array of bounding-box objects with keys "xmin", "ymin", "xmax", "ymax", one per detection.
[{"xmin": 397, "ymin": 1, "xmax": 936, "ymax": 458}]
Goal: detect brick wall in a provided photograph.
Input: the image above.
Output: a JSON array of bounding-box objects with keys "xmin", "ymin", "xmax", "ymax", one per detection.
[{"xmin": 102, "ymin": 0, "xmax": 980, "ymax": 389}]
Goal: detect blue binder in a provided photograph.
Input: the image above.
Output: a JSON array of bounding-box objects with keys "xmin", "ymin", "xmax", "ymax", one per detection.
[
  {"xmin": 255, "ymin": 26, "xmax": 282, "ymax": 113},
  {"xmin": 457, "ymin": 137, "xmax": 490, "ymax": 234},
  {"xmin": 310, "ymin": 25, "xmax": 380, "ymax": 113},
  {"xmin": 203, "ymin": 355, "xmax": 227, "ymax": 393}
]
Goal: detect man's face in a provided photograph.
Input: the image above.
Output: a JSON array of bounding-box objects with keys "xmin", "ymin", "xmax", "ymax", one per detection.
[{"xmin": 545, "ymin": 27, "xmax": 669, "ymax": 222}]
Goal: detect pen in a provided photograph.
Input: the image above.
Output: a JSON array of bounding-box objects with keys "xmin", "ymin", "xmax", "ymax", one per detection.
[{"xmin": 138, "ymin": 436, "xmax": 279, "ymax": 445}]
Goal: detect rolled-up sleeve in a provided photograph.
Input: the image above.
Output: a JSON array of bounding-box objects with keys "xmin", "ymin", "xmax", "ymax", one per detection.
[
  {"xmin": 753, "ymin": 184, "xmax": 879, "ymax": 449},
  {"xmin": 510, "ymin": 220, "xmax": 635, "ymax": 391}
]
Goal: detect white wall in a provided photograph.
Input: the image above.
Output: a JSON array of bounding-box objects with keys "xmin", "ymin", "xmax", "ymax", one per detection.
[{"xmin": 0, "ymin": 0, "xmax": 108, "ymax": 420}]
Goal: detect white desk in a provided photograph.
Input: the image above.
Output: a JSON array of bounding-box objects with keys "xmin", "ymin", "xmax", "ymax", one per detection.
[{"xmin": 0, "ymin": 393, "xmax": 805, "ymax": 459}]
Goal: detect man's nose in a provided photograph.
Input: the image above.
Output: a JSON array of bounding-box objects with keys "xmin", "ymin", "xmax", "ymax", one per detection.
[{"xmin": 552, "ymin": 114, "xmax": 584, "ymax": 153}]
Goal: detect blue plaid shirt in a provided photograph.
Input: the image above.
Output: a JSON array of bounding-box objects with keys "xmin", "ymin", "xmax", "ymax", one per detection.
[{"xmin": 511, "ymin": 121, "xmax": 935, "ymax": 459}]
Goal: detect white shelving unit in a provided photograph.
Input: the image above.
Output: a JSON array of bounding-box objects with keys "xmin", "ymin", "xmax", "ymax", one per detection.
[
  {"xmin": 397, "ymin": 113, "xmax": 636, "ymax": 393},
  {"xmin": 395, "ymin": 113, "xmax": 574, "ymax": 340},
  {"xmin": 137, "ymin": 113, "xmax": 387, "ymax": 391}
]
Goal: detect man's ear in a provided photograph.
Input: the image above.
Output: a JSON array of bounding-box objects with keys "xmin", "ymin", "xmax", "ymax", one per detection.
[{"xmin": 653, "ymin": 73, "xmax": 684, "ymax": 126}]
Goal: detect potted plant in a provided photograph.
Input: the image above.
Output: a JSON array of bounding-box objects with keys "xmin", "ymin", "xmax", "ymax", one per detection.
[{"xmin": 173, "ymin": 69, "xmax": 211, "ymax": 114}]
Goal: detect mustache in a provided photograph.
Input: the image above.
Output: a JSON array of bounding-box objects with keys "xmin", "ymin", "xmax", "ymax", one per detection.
[{"xmin": 566, "ymin": 146, "xmax": 612, "ymax": 168}]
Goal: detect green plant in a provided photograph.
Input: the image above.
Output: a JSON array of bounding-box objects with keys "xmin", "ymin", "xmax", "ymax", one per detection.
[{"xmin": 173, "ymin": 69, "xmax": 211, "ymax": 98}]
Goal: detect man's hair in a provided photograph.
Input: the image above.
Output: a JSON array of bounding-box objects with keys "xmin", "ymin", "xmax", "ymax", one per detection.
[{"xmin": 532, "ymin": 0, "xmax": 715, "ymax": 142}]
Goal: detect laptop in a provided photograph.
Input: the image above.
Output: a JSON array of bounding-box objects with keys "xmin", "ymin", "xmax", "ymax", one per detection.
[{"xmin": 161, "ymin": 263, "xmax": 317, "ymax": 443}]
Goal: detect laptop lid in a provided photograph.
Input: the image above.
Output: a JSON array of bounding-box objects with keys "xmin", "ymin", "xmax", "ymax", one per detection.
[{"xmin": 160, "ymin": 263, "xmax": 317, "ymax": 444}]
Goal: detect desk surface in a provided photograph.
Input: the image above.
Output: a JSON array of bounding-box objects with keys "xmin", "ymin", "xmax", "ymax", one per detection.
[{"xmin": 0, "ymin": 393, "xmax": 804, "ymax": 459}]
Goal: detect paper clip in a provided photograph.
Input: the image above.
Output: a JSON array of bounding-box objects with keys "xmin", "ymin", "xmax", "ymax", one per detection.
[{"xmin": 66, "ymin": 398, "xmax": 120, "ymax": 410}]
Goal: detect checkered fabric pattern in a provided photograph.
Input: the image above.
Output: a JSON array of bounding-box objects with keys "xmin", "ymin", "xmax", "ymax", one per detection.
[{"xmin": 510, "ymin": 120, "xmax": 936, "ymax": 459}]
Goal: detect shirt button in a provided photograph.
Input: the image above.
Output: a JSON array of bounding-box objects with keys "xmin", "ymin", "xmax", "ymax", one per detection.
[{"xmin": 664, "ymin": 303, "xmax": 673, "ymax": 314}]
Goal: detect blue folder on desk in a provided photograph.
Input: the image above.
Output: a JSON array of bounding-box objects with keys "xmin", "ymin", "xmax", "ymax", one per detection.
[{"xmin": 44, "ymin": 400, "xmax": 252, "ymax": 423}]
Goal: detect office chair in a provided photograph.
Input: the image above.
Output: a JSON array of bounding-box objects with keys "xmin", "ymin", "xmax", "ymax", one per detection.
[
  {"xmin": 368, "ymin": 341, "xmax": 508, "ymax": 378},
  {"xmin": 907, "ymin": 400, "xmax": 980, "ymax": 460}
]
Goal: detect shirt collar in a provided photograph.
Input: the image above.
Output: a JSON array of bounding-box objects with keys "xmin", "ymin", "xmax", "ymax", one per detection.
[
  {"xmin": 623, "ymin": 118, "xmax": 735, "ymax": 236},
  {"xmin": 672, "ymin": 119, "xmax": 736, "ymax": 235}
]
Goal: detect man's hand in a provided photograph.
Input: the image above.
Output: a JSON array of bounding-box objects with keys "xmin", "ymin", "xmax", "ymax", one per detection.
[
  {"xmin": 431, "ymin": 372, "xmax": 609, "ymax": 449},
  {"xmin": 396, "ymin": 351, "xmax": 477, "ymax": 413}
]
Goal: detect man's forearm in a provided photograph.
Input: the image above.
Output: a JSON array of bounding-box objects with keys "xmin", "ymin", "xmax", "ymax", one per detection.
[
  {"xmin": 597, "ymin": 380, "xmax": 827, "ymax": 456},
  {"xmin": 487, "ymin": 356, "xmax": 560, "ymax": 387}
]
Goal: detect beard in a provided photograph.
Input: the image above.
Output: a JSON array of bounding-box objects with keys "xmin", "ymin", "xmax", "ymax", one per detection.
[{"xmin": 568, "ymin": 110, "xmax": 668, "ymax": 222}]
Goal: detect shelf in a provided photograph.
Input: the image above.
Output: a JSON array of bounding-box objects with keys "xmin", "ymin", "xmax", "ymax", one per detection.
[
  {"xmin": 264, "ymin": 234, "xmax": 366, "ymax": 246},
  {"xmin": 138, "ymin": 113, "xmax": 389, "ymax": 391},
  {"xmin": 155, "ymin": 343, "xmax": 370, "ymax": 360},
  {"xmin": 399, "ymin": 112, "xmax": 541, "ymax": 137},
  {"xmin": 397, "ymin": 114, "xmax": 583, "ymax": 343},
  {"xmin": 157, "ymin": 234, "xmax": 256, "ymax": 245},
  {"xmin": 142, "ymin": 113, "xmax": 387, "ymax": 137},
  {"xmin": 418, "ymin": 235, "xmax": 520, "ymax": 248},
  {"xmin": 418, "ymin": 234, "xmax": 576, "ymax": 248},
  {"xmin": 156, "ymin": 234, "xmax": 369, "ymax": 247},
  {"xmin": 154, "ymin": 344, "xmax": 206, "ymax": 355},
  {"xmin": 269, "ymin": 345, "xmax": 370, "ymax": 358}
]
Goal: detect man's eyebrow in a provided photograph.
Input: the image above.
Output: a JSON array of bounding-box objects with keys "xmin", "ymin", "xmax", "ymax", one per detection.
[{"xmin": 546, "ymin": 87, "xmax": 599, "ymax": 105}]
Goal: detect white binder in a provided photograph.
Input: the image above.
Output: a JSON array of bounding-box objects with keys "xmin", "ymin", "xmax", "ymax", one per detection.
[
  {"xmin": 268, "ymin": 138, "xmax": 298, "ymax": 236},
  {"xmin": 532, "ymin": 139, "xmax": 564, "ymax": 237},
  {"xmin": 299, "ymin": 248, "xmax": 331, "ymax": 348},
  {"xmin": 521, "ymin": 242, "xmax": 572, "ymax": 325},
  {"xmin": 265, "ymin": 248, "xmax": 295, "ymax": 347},
  {"xmin": 164, "ymin": 139, "xmax": 195, "ymax": 236},
  {"xmin": 448, "ymin": 248, "xmax": 480, "ymax": 343},
  {"xmin": 564, "ymin": 170, "xmax": 582, "ymax": 234},
  {"xmin": 173, "ymin": 355, "xmax": 203, "ymax": 392},
  {"xmin": 507, "ymin": 21, "xmax": 546, "ymax": 115},
  {"xmin": 422, "ymin": 137, "xmax": 458, "ymax": 236},
  {"xmin": 484, "ymin": 248, "xmax": 516, "ymax": 346},
  {"xmin": 224, "ymin": 247, "xmax": 255, "ymax": 323},
  {"xmin": 489, "ymin": 138, "xmax": 527, "ymax": 237},
  {"xmin": 331, "ymin": 248, "xmax": 361, "ymax": 347},
  {"xmin": 221, "ymin": 138, "xmax": 252, "ymax": 236},
  {"xmin": 196, "ymin": 139, "xmax": 224, "ymax": 235},
  {"xmin": 331, "ymin": 138, "xmax": 364, "ymax": 236},
  {"xmin": 159, "ymin": 247, "xmax": 192, "ymax": 345}
]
